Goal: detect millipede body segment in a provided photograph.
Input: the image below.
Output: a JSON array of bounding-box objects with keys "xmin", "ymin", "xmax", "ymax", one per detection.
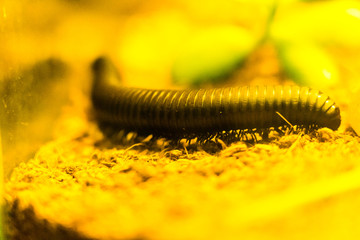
[{"xmin": 91, "ymin": 57, "xmax": 341, "ymax": 138}]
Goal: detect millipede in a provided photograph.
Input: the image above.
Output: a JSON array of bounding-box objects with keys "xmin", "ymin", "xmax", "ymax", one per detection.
[{"xmin": 91, "ymin": 57, "xmax": 341, "ymax": 142}]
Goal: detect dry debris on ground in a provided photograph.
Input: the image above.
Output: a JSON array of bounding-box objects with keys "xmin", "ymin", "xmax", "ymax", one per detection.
[{"xmin": 4, "ymin": 122, "xmax": 360, "ymax": 240}]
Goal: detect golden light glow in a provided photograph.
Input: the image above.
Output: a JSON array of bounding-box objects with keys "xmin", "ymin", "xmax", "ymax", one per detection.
[
  {"xmin": 2, "ymin": 1, "xmax": 360, "ymax": 240},
  {"xmin": 347, "ymin": 8, "xmax": 360, "ymax": 18},
  {"xmin": 322, "ymin": 69, "xmax": 332, "ymax": 80}
]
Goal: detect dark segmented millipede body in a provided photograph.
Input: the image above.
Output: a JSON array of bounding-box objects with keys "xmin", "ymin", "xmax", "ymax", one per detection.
[{"xmin": 91, "ymin": 57, "xmax": 341, "ymax": 139}]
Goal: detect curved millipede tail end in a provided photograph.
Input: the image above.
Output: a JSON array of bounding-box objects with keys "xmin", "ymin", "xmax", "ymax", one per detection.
[{"xmin": 92, "ymin": 56, "xmax": 123, "ymax": 89}]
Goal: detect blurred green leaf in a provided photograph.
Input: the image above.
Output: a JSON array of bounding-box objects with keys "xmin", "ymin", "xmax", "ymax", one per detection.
[
  {"xmin": 172, "ymin": 26, "xmax": 257, "ymax": 86},
  {"xmin": 277, "ymin": 43, "xmax": 339, "ymax": 88}
]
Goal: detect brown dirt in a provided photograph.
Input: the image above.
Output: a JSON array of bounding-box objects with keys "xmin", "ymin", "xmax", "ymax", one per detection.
[{"xmin": 4, "ymin": 114, "xmax": 360, "ymax": 240}]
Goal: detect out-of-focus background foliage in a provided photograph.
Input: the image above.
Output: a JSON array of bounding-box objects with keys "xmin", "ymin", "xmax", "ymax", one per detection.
[{"xmin": 2, "ymin": 0, "xmax": 360, "ymax": 87}]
